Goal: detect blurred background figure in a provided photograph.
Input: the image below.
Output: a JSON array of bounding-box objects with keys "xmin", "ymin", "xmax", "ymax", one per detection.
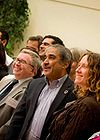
[
  {"xmin": 26, "ymin": 35, "xmax": 43, "ymax": 53},
  {"xmin": 0, "ymin": 29, "xmax": 13, "ymax": 74},
  {"xmin": 0, "ymin": 42, "xmax": 8, "ymax": 80},
  {"xmin": 39, "ymin": 35, "xmax": 65, "ymax": 61}
]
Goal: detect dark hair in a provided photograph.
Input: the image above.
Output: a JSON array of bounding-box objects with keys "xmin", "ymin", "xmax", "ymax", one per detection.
[
  {"xmin": 43, "ymin": 35, "xmax": 65, "ymax": 46},
  {"xmin": 0, "ymin": 42, "xmax": 8, "ymax": 72},
  {"xmin": 27, "ymin": 35, "xmax": 43, "ymax": 49},
  {"xmin": 0, "ymin": 28, "xmax": 9, "ymax": 45}
]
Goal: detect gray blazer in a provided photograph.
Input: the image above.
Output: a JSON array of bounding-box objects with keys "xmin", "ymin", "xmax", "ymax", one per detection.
[
  {"xmin": 5, "ymin": 76, "xmax": 76, "ymax": 140},
  {"xmin": 0, "ymin": 75, "xmax": 32, "ymax": 140}
]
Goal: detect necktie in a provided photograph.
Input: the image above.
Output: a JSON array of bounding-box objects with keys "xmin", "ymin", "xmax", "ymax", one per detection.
[{"xmin": 0, "ymin": 79, "xmax": 18, "ymax": 101}]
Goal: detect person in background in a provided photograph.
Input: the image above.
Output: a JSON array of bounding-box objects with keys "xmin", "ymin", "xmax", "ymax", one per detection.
[
  {"xmin": 0, "ymin": 28, "xmax": 13, "ymax": 73},
  {"xmin": 0, "ymin": 42, "xmax": 8, "ymax": 80},
  {"xmin": 46, "ymin": 51, "xmax": 100, "ymax": 140},
  {"xmin": 5, "ymin": 44, "xmax": 76, "ymax": 140},
  {"xmin": 26, "ymin": 35, "xmax": 43, "ymax": 53},
  {"xmin": 0, "ymin": 48, "xmax": 41, "ymax": 140},
  {"xmin": 39, "ymin": 35, "xmax": 65, "ymax": 61}
]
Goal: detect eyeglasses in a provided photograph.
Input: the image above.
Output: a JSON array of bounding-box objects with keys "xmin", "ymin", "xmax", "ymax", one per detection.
[{"xmin": 14, "ymin": 58, "xmax": 34, "ymax": 68}]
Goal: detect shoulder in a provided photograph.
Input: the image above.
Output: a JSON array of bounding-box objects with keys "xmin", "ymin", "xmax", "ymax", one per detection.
[
  {"xmin": 0, "ymin": 74, "xmax": 15, "ymax": 81},
  {"xmin": 26, "ymin": 77, "xmax": 46, "ymax": 90},
  {"xmin": 0, "ymin": 75, "xmax": 15, "ymax": 90},
  {"xmin": 77, "ymin": 96, "xmax": 100, "ymax": 114},
  {"xmin": 82, "ymin": 96, "xmax": 99, "ymax": 107},
  {"xmin": 30, "ymin": 77, "xmax": 45, "ymax": 85}
]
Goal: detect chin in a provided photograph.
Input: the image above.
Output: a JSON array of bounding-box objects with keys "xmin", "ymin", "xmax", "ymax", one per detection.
[{"xmin": 74, "ymin": 80, "xmax": 81, "ymax": 85}]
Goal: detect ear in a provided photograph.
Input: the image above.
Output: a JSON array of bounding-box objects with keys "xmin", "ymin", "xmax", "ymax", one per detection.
[
  {"xmin": 71, "ymin": 62, "xmax": 77, "ymax": 69},
  {"xmin": 62, "ymin": 63, "xmax": 69, "ymax": 69},
  {"xmin": 31, "ymin": 66, "xmax": 37, "ymax": 76}
]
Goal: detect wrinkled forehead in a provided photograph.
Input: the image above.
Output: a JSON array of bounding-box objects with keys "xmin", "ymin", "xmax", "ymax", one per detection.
[
  {"xmin": 46, "ymin": 46, "xmax": 59, "ymax": 53},
  {"xmin": 17, "ymin": 52, "xmax": 32, "ymax": 60},
  {"xmin": 45, "ymin": 46, "xmax": 60, "ymax": 57}
]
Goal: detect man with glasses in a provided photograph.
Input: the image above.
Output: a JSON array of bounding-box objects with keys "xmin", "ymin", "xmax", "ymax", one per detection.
[
  {"xmin": 0, "ymin": 48, "xmax": 41, "ymax": 140},
  {"xmin": 39, "ymin": 35, "xmax": 65, "ymax": 61}
]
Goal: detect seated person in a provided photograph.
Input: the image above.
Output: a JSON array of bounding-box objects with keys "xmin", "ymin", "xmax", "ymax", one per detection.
[
  {"xmin": 0, "ymin": 48, "xmax": 41, "ymax": 140},
  {"xmin": 46, "ymin": 51, "xmax": 100, "ymax": 140}
]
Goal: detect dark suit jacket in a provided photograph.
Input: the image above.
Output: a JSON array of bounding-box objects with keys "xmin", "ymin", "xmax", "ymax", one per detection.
[{"xmin": 5, "ymin": 76, "xmax": 76, "ymax": 140}]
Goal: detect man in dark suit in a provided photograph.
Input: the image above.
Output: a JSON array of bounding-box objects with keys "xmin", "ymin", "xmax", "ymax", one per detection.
[{"xmin": 6, "ymin": 44, "xmax": 76, "ymax": 140}]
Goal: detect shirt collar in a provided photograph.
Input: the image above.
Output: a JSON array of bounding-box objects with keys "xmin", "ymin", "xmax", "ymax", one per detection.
[
  {"xmin": 18, "ymin": 77, "xmax": 33, "ymax": 84},
  {"xmin": 45, "ymin": 74, "xmax": 68, "ymax": 87}
]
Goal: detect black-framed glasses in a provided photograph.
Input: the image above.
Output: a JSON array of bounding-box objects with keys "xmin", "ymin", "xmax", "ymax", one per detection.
[{"xmin": 14, "ymin": 58, "xmax": 34, "ymax": 68}]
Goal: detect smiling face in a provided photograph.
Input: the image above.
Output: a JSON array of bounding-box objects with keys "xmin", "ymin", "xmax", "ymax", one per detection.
[
  {"xmin": 13, "ymin": 52, "xmax": 34, "ymax": 80},
  {"xmin": 74, "ymin": 55, "xmax": 89, "ymax": 89},
  {"xmin": 39, "ymin": 38, "xmax": 54, "ymax": 58},
  {"xmin": 42, "ymin": 46, "xmax": 67, "ymax": 83}
]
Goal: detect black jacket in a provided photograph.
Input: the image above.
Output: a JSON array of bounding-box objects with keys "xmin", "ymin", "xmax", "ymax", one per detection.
[{"xmin": 5, "ymin": 76, "xmax": 76, "ymax": 140}]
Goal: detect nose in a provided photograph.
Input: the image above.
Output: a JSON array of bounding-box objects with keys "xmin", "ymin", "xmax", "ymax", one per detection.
[
  {"xmin": 76, "ymin": 65, "xmax": 81, "ymax": 72},
  {"xmin": 43, "ymin": 57, "xmax": 49, "ymax": 64}
]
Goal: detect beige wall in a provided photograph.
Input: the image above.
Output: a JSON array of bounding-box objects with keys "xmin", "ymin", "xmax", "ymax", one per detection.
[{"xmin": 14, "ymin": 0, "xmax": 100, "ymax": 55}]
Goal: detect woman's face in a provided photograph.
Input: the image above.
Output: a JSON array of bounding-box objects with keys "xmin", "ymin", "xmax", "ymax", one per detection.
[{"xmin": 74, "ymin": 55, "xmax": 89, "ymax": 89}]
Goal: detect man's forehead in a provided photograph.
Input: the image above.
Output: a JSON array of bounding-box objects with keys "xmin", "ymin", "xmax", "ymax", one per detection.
[
  {"xmin": 45, "ymin": 47, "xmax": 59, "ymax": 55},
  {"xmin": 43, "ymin": 38, "xmax": 54, "ymax": 43}
]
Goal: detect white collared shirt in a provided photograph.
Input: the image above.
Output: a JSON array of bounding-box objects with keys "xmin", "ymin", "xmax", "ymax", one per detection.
[
  {"xmin": 5, "ymin": 51, "xmax": 13, "ymax": 66},
  {"xmin": 26, "ymin": 74, "xmax": 68, "ymax": 140}
]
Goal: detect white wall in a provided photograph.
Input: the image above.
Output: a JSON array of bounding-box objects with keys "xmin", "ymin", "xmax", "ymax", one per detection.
[{"xmin": 14, "ymin": 0, "xmax": 100, "ymax": 55}]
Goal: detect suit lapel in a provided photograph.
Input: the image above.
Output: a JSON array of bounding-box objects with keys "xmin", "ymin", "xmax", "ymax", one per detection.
[
  {"xmin": 45, "ymin": 77, "xmax": 73, "ymax": 123},
  {"xmin": 27, "ymin": 78, "xmax": 46, "ymax": 120},
  {"xmin": 0, "ymin": 79, "xmax": 31, "ymax": 107}
]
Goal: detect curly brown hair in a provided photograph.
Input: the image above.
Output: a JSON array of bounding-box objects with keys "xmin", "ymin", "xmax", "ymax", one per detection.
[{"xmin": 76, "ymin": 51, "xmax": 100, "ymax": 101}]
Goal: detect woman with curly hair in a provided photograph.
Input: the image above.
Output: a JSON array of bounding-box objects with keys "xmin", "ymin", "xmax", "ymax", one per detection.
[
  {"xmin": 46, "ymin": 51, "xmax": 100, "ymax": 140},
  {"xmin": 0, "ymin": 42, "xmax": 8, "ymax": 80}
]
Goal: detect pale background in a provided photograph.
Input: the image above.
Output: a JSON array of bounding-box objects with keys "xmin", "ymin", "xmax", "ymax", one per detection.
[{"xmin": 14, "ymin": 0, "xmax": 100, "ymax": 55}]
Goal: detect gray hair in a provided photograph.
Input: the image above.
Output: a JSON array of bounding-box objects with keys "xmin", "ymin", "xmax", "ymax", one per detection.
[
  {"xmin": 20, "ymin": 49, "xmax": 41, "ymax": 70},
  {"xmin": 47, "ymin": 44, "xmax": 72, "ymax": 74}
]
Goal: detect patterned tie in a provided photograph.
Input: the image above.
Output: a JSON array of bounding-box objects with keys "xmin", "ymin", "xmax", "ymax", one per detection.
[{"xmin": 0, "ymin": 79, "xmax": 18, "ymax": 101}]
